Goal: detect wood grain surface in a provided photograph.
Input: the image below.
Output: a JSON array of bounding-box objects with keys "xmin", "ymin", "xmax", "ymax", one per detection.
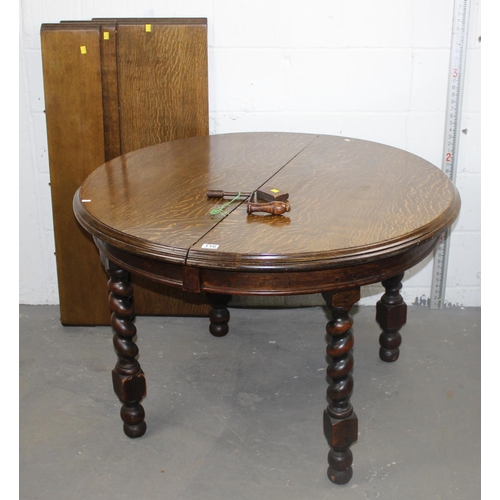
[
  {"xmin": 75, "ymin": 133, "xmax": 460, "ymax": 272},
  {"xmin": 42, "ymin": 19, "xmax": 211, "ymax": 323},
  {"xmin": 116, "ymin": 21, "xmax": 209, "ymax": 153}
]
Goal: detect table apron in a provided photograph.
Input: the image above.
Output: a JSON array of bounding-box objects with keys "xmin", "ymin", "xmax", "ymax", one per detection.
[{"xmin": 95, "ymin": 236, "xmax": 438, "ymax": 296}]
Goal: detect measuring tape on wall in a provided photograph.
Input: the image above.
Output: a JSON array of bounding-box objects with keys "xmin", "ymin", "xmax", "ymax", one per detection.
[{"xmin": 429, "ymin": 0, "xmax": 471, "ymax": 309}]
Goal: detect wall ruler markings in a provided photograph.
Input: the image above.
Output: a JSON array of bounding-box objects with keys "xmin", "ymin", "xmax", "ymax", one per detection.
[{"xmin": 430, "ymin": 0, "xmax": 471, "ymax": 309}]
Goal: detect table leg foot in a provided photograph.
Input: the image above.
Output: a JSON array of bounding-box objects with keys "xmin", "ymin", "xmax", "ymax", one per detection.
[
  {"xmin": 326, "ymin": 419, "xmax": 356, "ymax": 485},
  {"xmin": 104, "ymin": 257, "xmax": 147, "ymax": 438},
  {"xmin": 322, "ymin": 289, "xmax": 360, "ymax": 485},
  {"xmin": 207, "ymin": 293, "xmax": 232, "ymax": 337},
  {"xmin": 376, "ymin": 273, "xmax": 407, "ymax": 362}
]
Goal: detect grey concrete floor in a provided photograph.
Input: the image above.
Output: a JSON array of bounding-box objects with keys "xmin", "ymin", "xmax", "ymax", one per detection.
[{"xmin": 19, "ymin": 304, "xmax": 480, "ymax": 500}]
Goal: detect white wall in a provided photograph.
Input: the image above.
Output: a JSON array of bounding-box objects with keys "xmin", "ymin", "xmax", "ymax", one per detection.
[{"xmin": 19, "ymin": 0, "xmax": 481, "ymax": 307}]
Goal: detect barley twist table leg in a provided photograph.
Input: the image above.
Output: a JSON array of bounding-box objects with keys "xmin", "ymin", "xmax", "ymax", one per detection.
[
  {"xmin": 103, "ymin": 256, "xmax": 147, "ymax": 438},
  {"xmin": 321, "ymin": 288, "xmax": 360, "ymax": 485},
  {"xmin": 376, "ymin": 272, "xmax": 407, "ymax": 362}
]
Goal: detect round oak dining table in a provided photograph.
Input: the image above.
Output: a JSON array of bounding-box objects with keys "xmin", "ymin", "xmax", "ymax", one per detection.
[{"xmin": 73, "ymin": 132, "xmax": 460, "ymax": 484}]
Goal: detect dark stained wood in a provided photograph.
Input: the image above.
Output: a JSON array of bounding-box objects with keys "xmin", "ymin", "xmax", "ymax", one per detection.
[
  {"xmin": 376, "ymin": 273, "xmax": 407, "ymax": 362},
  {"xmin": 322, "ymin": 288, "xmax": 360, "ymax": 484},
  {"xmin": 91, "ymin": 235, "xmax": 438, "ymax": 296},
  {"xmin": 255, "ymin": 187, "xmax": 289, "ymax": 201},
  {"xmin": 73, "ymin": 132, "xmax": 461, "ymax": 485},
  {"xmin": 76, "ymin": 133, "xmax": 318, "ymax": 261},
  {"xmin": 41, "ymin": 19, "xmax": 211, "ymax": 324},
  {"xmin": 187, "ymin": 135, "xmax": 461, "ymax": 270},
  {"xmin": 246, "ymin": 200, "xmax": 291, "ymax": 215},
  {"xmin": 206, "ymin": 293, "xmax": 232, "ymax": 337},
  {"xmin": 103, "ymin": 256, "xmax": 147, "ymax": 438},
  {"xmin": 75, "ymin": 133, "xmax": 460, "ymax": 271}
]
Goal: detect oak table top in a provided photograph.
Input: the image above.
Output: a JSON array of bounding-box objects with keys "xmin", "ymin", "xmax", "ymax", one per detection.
[{"xmin": 74, "ymin": 132, "xmax": 460, "ymax": 485}]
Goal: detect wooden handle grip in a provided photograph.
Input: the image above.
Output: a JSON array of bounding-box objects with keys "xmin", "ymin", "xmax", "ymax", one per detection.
[
  {"xmin": 247, "ymin": 201, "xmax": 291, "ymax": 215},
  {"xmin": 206, "ymin": 189, "xmax": 225, "ymax": 198}
]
